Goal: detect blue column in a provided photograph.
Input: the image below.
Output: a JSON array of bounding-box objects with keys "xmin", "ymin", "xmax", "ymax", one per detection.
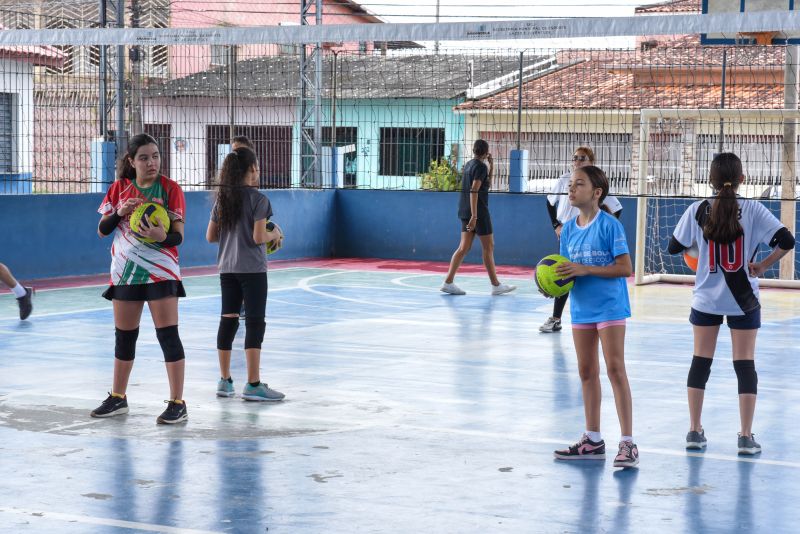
[
  {"xmin": 91, "ymin": 140, "xmax": 117, "ymax": 193},
  {"xmin": 508, "ymin": 149, "xmax": 529, "ymax": 193}
]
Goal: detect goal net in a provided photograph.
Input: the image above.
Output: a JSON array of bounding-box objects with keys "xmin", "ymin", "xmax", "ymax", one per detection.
[{"xmin": 635, "ymin": 108, "xmax": 800, "ymax": 287}]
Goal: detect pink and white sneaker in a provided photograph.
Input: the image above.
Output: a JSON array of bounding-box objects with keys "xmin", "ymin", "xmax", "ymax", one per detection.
[
  {"xmin": 554, "ymin": 434, "xmax": 606, "ymax": 460},
  {"xmin": 613, "ymin": 440, "xmax": 639, "ymax": 468}
]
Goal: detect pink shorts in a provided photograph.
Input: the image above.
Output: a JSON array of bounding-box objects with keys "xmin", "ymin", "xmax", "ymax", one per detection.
[{"xmin": 572, "ymin": 319, "xmax": 627, "ymax": 330}]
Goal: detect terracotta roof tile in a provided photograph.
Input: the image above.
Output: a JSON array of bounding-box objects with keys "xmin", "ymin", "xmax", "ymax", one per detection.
[
  {"xmin": 635, "ymin": 0, "xmax": 701, "ymax": 14},
  {"xmin": 457, "ymin": 45, "xmax": 786, "ymax": 111}
]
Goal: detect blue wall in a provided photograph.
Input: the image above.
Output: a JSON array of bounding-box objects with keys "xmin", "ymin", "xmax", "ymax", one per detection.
[
  {"xmin": 0, "ymin": 189, "xmax": 336, "ymax": 280},
  {"xmin": 333, "ymin": 190, "xmax": 638, "ymax": 267},
  {"xmin": 15, "ymin": 188, "xmax": 800, "ymax": 281}
]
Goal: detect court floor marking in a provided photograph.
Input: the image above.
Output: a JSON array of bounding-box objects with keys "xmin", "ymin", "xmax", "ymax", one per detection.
[
  {"xmin": 0, "ymin": 266, "xmax": 312, "ymax": 295},
  {"xmin": 0, "ymin": 285, "xmax": 305, "ymax": 321},
  {"xmin": 297, "ymin": 272, "xmax": 416, "ymax": 310},
  {"xmin": 0, "ymin": 507, "xmax": 221, "ymax": 534}
]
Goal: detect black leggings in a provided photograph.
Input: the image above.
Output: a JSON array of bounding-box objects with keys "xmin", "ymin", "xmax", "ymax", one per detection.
[
  {"xmin": 553, "ymin": 293, "xmax": 568, "ymax": 319},
  {"xmin": 220, "ymin": 272, "xmax": 267, "ymax": 318}
]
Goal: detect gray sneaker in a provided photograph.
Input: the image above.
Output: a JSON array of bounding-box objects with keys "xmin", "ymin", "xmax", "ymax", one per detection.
[
  {"xmin": 217, "ymin": 378, "xmax": 235, "ymax": 398},
  {"xmin": 686, "ymin": 429, "xmax": 707, "ymax": 450},
  {"xmin": 738, "ymin": 433, "xmax": 761, "ymax": 455},
  {"xmin": 539, "ymin": 316, "xmax": 562, "ymax": 333},
  {"xmin": 242, "ymin": 382, "xmax": 285, "ymax": 402}
]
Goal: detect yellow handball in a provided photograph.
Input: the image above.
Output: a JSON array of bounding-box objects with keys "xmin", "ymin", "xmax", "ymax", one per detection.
[
  {"xmin": 129, "ymin": 202, "xmax": 171, "ymax": 243},
  {"xmin": 265, "ymin": 220, "xmax": 284, "ymax": 255}
]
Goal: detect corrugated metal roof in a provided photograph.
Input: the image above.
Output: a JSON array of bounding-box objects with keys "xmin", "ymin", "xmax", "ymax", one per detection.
[{"xmin": 145, "ymin": 53, "xmax": 550, "ymax": 100}]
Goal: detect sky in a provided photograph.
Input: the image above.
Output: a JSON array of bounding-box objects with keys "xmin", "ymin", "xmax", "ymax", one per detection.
[{"xmin": 356, "ymin": 0, "xmax": 673, "ymax": 49}]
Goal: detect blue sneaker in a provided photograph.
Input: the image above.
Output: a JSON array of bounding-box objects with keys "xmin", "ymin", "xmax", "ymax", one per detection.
[
  {"xmin": 217, "ymin": 378, "xmax": 235, "ymax": 398},
  {"xmin": 242, "ymin": 382, "xmax": 285, "ymax": 402}
]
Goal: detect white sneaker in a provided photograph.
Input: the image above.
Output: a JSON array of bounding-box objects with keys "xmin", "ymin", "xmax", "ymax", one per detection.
[
  {"xmin": 440, "ymin": 282, "xmax": 466, "ymax": 295},
  {"xmin": 491, "ymin": 283, "xmax": 516, "ymax": 296}
]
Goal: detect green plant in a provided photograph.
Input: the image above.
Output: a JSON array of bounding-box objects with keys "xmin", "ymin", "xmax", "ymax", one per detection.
[{"xmin": 419, "ymin": 158, "xmax": 461, "ymax": 191}]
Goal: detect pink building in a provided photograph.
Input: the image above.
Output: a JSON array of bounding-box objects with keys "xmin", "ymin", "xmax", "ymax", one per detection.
[{"xmin": 166, "ymin": 0, "xmax": 394, "ymax": 79}]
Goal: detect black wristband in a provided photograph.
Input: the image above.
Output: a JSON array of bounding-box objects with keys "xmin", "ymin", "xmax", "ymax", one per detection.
[
  {"xmin": 159, "ymin": 231, "xmax": 183, "ymax": 247},
  {"xmin": 98, "ymin": 212, "xmax": 122, "ymax": 236}
]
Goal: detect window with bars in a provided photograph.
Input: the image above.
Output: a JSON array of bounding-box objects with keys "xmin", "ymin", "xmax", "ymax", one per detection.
[
  {"xmin": 379, "ymin": 127, "xmax": 445, "ymax": 176},
  {"xmin": 206, "ymin": 125, "xmax": 293, "ymax": 189},
  {"xmin": 0, "ymin": 93, "xmax": 13, "ymax": 173},
  {"xmin": 480, "ymin": 131, "xmax": 632, "ymax": 192},
  {"xmin": 210, "ymin": 45, "xmax": 230, "ymax": 67}
]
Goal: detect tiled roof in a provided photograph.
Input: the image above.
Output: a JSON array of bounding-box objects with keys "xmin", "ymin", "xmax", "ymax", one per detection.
[
  {"xmin": 146, "ymin": 53, "xmax": 549, "ymax": 100},
  {"xmin": 457, "ymin": 43, "xmax": 786, "ymax": 111},
  {"xmin": 635, "ymin": 0, "xmax": 701, "ymax": 14}
]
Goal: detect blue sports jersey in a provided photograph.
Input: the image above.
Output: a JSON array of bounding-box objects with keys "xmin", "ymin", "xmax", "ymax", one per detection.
[{"xmin": 559, "ymin": 210, "xmax": 631, "ymax": 324}]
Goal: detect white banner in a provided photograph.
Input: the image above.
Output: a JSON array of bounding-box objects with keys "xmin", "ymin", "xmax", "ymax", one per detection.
[{"xmin": 0, "ymin": 11, "xmax": 799, "ymax": 45}]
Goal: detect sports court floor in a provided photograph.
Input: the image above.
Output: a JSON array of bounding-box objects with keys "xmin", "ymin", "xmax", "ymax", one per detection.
[{"xmin": 0, "ymin": 259, "xmax": 798, "ymax": 533}]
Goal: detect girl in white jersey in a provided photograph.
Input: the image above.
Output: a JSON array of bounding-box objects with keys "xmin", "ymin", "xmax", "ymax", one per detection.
[{"xmin": 669, "ymin": 152, "xmax": 795, "ymax": 455}]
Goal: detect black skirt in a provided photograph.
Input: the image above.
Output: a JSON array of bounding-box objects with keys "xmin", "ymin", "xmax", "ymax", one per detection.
[{"xmin": 102, "ymin": 280, "xmax": 186, "ymax": 302}]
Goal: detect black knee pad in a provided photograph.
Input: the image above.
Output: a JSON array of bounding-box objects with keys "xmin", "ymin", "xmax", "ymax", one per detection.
[
  {"xmin": 734, "ymin": 360, "xmax": 758, "ymax": 395},
  {"xmin": 114, "ymin": 327, "xmax": 139, "ymax": 361},
  {"xmin": 217, "ymin": 316, "xmax": 240, "ymax": 351},
  {"xmin": 244, "ymin": 318, "xmax": 266, "ymax": 350},
  {"xmin": 687, "ymin": 355, "xmax": 713, "ymax": 389},
  {"xmin": 156, "ymin": 325, "xmax": 185, "ymax": 363}
]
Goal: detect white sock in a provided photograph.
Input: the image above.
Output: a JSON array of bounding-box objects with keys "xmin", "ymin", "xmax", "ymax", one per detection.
[
  {"xmin": 11, "ymin": 283, "xmax": 26, "ymax": 298},
  {"xmin": 585, "ymin": 430, "xmax": 602, "ymax": 442},
  {"xmin": 621, "ymin": 435, "xmax": 634, "ymax": 443}
]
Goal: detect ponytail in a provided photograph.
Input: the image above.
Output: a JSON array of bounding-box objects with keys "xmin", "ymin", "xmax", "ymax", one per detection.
[
  {"xmin": 703, "ymin": 153, "xmax": 743, "ymax": 244},
  {"xmin": 215, "ymin": 147, "xmax": 258, "ymax": 231}
]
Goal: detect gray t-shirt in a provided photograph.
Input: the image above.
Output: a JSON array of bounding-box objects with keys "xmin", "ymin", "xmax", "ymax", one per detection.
[{"xmin": 211, "ymin": 187, "xmax": 273, "ymax": 274}]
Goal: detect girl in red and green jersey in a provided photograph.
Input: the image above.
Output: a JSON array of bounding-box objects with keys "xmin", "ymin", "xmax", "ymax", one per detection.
[{"xmin": 92, "ymin": 133, "xmax": 189, "ymax": 424}]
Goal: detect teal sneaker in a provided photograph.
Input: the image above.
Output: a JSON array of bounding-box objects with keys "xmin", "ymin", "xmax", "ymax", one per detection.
[
  {"xmin": 242, "ymin": 382, "xmax": 285, "ymax": 402},
  {"xmin": 217, "ymin": 378, "xmax": 235, "ymax": 398}
]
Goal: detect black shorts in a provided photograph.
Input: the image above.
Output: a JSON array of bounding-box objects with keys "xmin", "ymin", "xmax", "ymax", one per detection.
[
  {"xmin": 689, "ymin": 307, "xmax": 761, "ymax": 330},
  {"xmin": 220, "ymin": 272, "xmax": 268, "ymax": 318},
  {"xmin": 460, "ymin": 214, "xmax": 493, "ymax": 236},
  {"xmin": 102, "ymin": 280, "xmax": 186, "ymax": 301}
]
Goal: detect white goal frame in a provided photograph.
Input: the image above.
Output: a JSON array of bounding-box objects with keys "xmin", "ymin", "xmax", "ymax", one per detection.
[{"xmin": 634, "ymin": 108, "xmax": 800, "ymax": 288}]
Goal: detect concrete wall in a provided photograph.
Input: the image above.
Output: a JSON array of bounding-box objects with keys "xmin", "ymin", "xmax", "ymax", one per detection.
[
  {"xmin": 333, "ymin": 190, "xmax": 639, "ymax": 267},
  {"xmin": 0, "ymin": 189, "xmax": 335, "ymax": 280}
]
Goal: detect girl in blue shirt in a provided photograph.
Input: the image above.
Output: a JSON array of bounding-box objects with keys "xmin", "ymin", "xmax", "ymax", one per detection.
[{"xmin": 551, "ymin": 165, "xmax": 638, "ymax": 468}]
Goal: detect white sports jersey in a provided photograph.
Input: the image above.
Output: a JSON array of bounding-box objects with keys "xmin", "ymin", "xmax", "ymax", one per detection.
[
  {"xmin": 547, "ymin": 171, "xmax": 623, "ymax": 223},
  {"xmin": 672, "ymin": 199, "xmax": 784, "ymax": 315}
]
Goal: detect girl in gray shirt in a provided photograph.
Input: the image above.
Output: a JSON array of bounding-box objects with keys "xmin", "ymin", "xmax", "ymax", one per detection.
[{"xmin": 206, "ymin": 147, "xmax": 285, "ymax": 402}]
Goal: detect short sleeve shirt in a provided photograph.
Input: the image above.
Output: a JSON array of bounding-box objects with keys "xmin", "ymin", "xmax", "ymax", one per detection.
[
  {"xmin": 547, "ymin": 172, "xmax": 623, "ymax": 223},
  {"xmin": 211, "ymin": 187, "xmax": 273, "ymax": 274},
  {"xmin": 458, "ymin": 159, "xmax": 490, "ymax": 220},
  {"xmin": 560, "ymin": 210, "xmax": 631, "ymax": 323},
  {"xmin": 98, "ymin": 176, "xmax": 186, "ymax": 286},
  {"xmin": 672, "ymin": 198, "xmax": 784, "ymax": 315}
]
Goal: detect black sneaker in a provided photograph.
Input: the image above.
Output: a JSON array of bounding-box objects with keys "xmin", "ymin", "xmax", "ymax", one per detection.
[
  {"xmin": 17, "ymin": 287, "xmax": 33, "ymax": 320},
  {"xmin": 157, "ymin": 400, "xmax": 188, "ymax": 424},
  {"xmin": 90, "ymin": 393, "xmax": 129, "ymax": 418}
]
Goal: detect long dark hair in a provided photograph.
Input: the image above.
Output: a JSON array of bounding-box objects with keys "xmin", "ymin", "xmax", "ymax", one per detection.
[
  {"xmin": 576, "ymin": 165, "xmax": 611, "ymax": 213},
  {"xmin": 117, "ymin": 133, "xmax": 159, "ymax": 181},
  {"xmin": 703, "ymin": 152, "xmax": 743, "ymax": 244},
  {"xmin": 215, "ymin": 146, "xmax": 258, "ymax": 231}
]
